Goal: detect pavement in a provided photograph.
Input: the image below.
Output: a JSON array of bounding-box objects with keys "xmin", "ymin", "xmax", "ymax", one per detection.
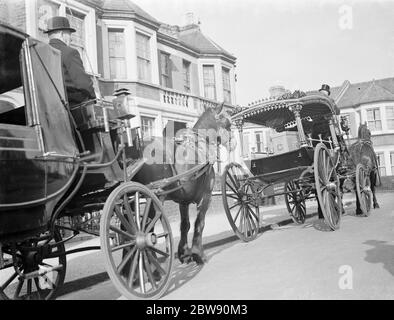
[{"xmin": 54, "ymin": 192, "xmax": 394, "ymax": 300}]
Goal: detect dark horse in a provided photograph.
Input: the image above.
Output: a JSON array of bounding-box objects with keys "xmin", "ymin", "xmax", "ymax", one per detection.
[
  {"xmin": 134, "ymin": 104, "xmax": 231, "ymax": 264},
  {"xmin": 343, "ymin": 123, "xmax": 380, "ymax": 214}
]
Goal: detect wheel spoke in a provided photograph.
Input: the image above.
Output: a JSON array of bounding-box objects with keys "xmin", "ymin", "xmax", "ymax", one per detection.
[
  {"xmin": 1, "ymin": 271, "xmax": 18, "ymax": 291},
  {"xmin": 112, "ymin": 240, "xmax": 136, "ymax": 253},
  {"xmin": 143, "ymin": 251, "xmax": 157, "ymax": 290},
  {"xmin": 145, "ymin": 205, "xmax": 161, "ymax": 233},
  {"xmin": 226, "ymin": 181, "xmax": 238, "ymax": 195},
  {"xmin": 138, "ymin": 250, "xmax": 145, "ymax": 294},
  {"xmin": 149, "ymin": 246, "xmax": 170, "ymax": 258},
  {"xmin": 117, "ymin": 246, "xmax": 137, "ymax": 273},
  {"xmin": 233, "ymin": 206, "xmax": 242, "ymax": 224},
  {"xmin": 146, "ymin": 250, "xmax": 166, "ymax": 276},
  {"xmin": 114, "ymin": 205, "xmax": 135, "ymax": 234},
  {"xmin": 127, "ymin": 249, "xmax": 140, "ymax": 289},
  {"xmin": 33, "ymin": 278, "xmax": 43, "ymax": 300},
  {"xmin": 123, "ymin": 195, "xmax": 138, "ymax": 231},
  {"xmin": 141, "ymin": 198, "xmax": 152, "ymax": 231},
  {"xmin": 14, "ymin": 279, "xmax": 24, "ymax": 299},
  {"xmin": 109, "ymin": 225, "xmax": 135, "ymax": 241},
  {"xmin": 229, "ymin": 201, "xmax": 241, "ymax": 210}
]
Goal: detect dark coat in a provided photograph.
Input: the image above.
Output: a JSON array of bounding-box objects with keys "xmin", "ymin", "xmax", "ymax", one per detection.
[{"xmin": 49, "ymin": 38, "xmax": 96, "ymax": 106}]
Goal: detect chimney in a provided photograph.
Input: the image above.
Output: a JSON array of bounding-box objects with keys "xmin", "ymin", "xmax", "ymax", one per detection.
[
  {"xmin": 184, "ymin": 12, "xmax": 194, "ymax": 25},
  {"xmin": 269, "ymin": 85, "xmax": 287, "ymax": 98}
]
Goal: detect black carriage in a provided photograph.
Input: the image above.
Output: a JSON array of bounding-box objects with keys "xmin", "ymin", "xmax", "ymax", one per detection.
[
  {"xmin": 0, "ymin": 23, "xmax": 212, "ymax": 300},
  {"xmin": 221, "ymin": 90, "xmax": 372, "ymax": 242}
]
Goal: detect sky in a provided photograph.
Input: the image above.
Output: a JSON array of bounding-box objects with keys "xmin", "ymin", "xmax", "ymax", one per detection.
[{"xmin": 130, "ymin": 0, "xmax": 394, "ymax": 106}]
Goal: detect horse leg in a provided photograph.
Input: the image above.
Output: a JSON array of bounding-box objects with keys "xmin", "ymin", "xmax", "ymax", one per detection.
[
  {"xmin": 190, "ymin": 194, "xmax": 212, "ymax": 265},
  {"xmin": 371, "ymin": 170, "xmax": 380, "ymax": 209},
  {"xmin": 355, "ymin": 188, "xmax": 362, "ymax": 215},
  {"xmin": 178, "ymin": 203, "xmax": 192, "ymax": 263}
]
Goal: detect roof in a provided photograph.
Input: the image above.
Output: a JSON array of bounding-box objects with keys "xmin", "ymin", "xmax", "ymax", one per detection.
[
  {"xmin": 178, "ymin": 25, "xmax": 235, "ymax": 60},
  {"xmin": 234, "ymin": 92, "xmax": 339, "ymax": 132},
  {"xmin": 331, "ymin": 77, "xmax": 394, "ymax": 109},
  {"xmin": 94, "ymin": 0, "xmax": 159, "ymax": 24}
]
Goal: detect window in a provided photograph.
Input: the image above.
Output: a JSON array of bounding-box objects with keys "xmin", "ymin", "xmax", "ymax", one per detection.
[
  {"xmin": 390, "ymin": 151, "xmax": 394, "ymax": 175},
  {"xmin": 108, "ymin": 28, "xmax": 126, "ymax": 79},
  {"xmin": 141, "ymin": 116, "xmax": 155, "ymax": 140},
  {"xmin": 203, "ymin": 65, "xmax": 216, "ymax": 100},
  {"xmin": 136, "ymin": 32, "xmax": 151, "ymax": 82},
  {"xmin": 366, "ymin": 108, "xmax": 382, "ymax": 131},
  {"xmin": 376, "ymin": 152, "xmax": 386, "ymax": 176},
  {"xmin": 36, "ymin": 0, "xmax": 60, "ymax": 41},
  {"xmin": 222, "ymin": 67, "xmax": 231, "ymax": 104},
  {"xmin": 183, "ymin": 60, "xmax": 191, "ymax": 93},
  {"xmin": 159, "ymin": 52, "xmax": 172, "ymax": 88},
  {"xmin": 386, "ymin": 106, "xmax": 394, "ymax": 130},
  {"xmin": 66, "ymin": 8, "xmax": 86, "ymax": 58},
  {"xmin": 255, "ymin": 131, "xmax": 264, "ymax": 153}
]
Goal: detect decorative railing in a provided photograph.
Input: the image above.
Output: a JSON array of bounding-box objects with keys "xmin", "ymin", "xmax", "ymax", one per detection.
[{"xmin": 161, "ymin": 89, "xmax": 190, "ymax": 108}]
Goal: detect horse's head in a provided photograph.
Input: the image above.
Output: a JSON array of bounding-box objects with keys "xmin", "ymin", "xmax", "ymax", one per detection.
[
  {"xmin": 358, "ymin": 122, "xmax": 371, "ymax": 141},
  {"xmin": 193, "ymin": 102, "xmax": 232, "ymax": 146}
]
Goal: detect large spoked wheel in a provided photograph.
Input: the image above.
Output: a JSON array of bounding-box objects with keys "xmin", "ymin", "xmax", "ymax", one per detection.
[
  {"xmin": 0, "ymin": 228, "xmax": 66, "ymax": 300},
  {"xmin": 356, "ymin": 164, "xmax": 372, "ymax": 217},
  {"xmin": 100, "ymin": 182, "xmax": 173, "ymax": 300},
  {"xmin": 314, "ymin": 143, "xmax": 342, "ymax": 230},
  {"xmin": 285, "ymin": 181, "xmax": 306, "ymax": 224},
  {"xmin": 221, "ymin": 162, "xmax": 260, "ymax": 242}
]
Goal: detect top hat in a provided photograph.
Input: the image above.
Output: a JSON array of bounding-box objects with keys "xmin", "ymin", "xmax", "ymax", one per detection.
[
  {"xmin": 319, "ymin": 84, "xmax": 331, "ymax": 95},
  {"xmin": 44, "ymin": 16, "xmax": 76, "ymax": 34}
]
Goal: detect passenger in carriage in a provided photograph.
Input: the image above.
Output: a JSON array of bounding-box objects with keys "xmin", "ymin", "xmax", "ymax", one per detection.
[{"xmin": 45, "ymin": 16, "xmax": 96, "ymax": 107}]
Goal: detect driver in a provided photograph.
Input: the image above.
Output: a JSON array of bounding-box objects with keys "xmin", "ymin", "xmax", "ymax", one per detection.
[{"xmin": 45, "ymin": 16, "xmax": 96, "ymax": 107}]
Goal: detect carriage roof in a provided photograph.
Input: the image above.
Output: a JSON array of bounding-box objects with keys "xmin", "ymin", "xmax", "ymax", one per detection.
[{"xmin": 232, "ymin": 91, "xmax": 340, "ymax": 132}]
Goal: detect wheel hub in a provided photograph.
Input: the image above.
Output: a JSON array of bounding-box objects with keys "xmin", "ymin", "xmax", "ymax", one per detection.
[
  {"xmin": 135, "ymin": 232, "xmax": 157, "ymax": 249},
  {"xmin": 326, "ymin": 182, "xmax": 337, "ymax": 191}
]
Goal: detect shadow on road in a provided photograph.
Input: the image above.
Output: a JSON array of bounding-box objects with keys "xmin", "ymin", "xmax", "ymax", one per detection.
[{"xmin": 364, "ymin": 240, "xmax": 394, "ymax": 276}]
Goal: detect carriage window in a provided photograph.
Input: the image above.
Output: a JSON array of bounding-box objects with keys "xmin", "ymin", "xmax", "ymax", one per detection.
[
  {"xmin": 386, "ymin": 107, "xmax": 394, "ymax": 130},
  {"xmin": 366, "ymin": 108, "xmax": 382, "ymax": 131},
  {"xmin": 0, "ymin": 86, "xmax": 27, "ymax": 126},
  {"xmin": 376, "ymin": 152, "xmax": 386, "ymax": 176}
]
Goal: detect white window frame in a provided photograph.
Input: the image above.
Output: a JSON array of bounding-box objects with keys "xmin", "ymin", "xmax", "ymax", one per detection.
[
  {"xmin": 376, "ymin": 152, "xmax": 386, "ymax": 176},
  {"xmin": 136, "ymin": 29, "xmax": 152, "ymax": 83},
  {"xmin": 107, "ymin": 27, "xmax": 127, "ymax": 80},
  {"xmin": 366, "ymin": 107, "xmax": 382, "ymax": 132},
  {"xmin": 27, "ymin": 0, "xmax": 97, "ymax": 75}
]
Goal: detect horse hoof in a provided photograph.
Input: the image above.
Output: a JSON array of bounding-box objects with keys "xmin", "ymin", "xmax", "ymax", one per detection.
[
  {"xmin": 374, "ymin": 204, "xmax": 380, "ymax": 209},
  {"xmin": 191, "ymin": 253, "xmax": 207, "ymax": 265}
]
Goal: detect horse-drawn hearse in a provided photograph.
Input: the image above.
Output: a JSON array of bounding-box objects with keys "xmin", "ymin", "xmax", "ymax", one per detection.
[
  {"xmin": 221, "ymin": 88, "xmax": 380, "ymax": 242},
  {"xmin": 0, "ymin": 23, "xmax": 231, "ymax": 300}
]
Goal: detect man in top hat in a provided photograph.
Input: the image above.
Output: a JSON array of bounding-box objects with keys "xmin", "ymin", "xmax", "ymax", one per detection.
[{"xmin": 45, "ymin": 16, "xmax": 96, "ymax": 107}]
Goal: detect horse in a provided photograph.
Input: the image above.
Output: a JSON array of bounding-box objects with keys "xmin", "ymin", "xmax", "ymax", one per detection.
[
  {"xmin": 343, "ymin": 123, "xmax": 380, "ymax": 214},
  {"xmin": 134, "ymin": 103, "xmax": 231, "ymax": 265}
]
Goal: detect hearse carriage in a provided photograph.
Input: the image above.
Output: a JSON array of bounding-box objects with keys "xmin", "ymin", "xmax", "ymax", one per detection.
[{"xmin": 221, "ymin": 89, "xmax": 373, "ymax": 242}]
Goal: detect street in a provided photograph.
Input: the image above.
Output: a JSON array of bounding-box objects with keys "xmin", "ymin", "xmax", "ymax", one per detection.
[{"xmin": 55, "ymin": 192, "xmax": 394, "ymax": 300}]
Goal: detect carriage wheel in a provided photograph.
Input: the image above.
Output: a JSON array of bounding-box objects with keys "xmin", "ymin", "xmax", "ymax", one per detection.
[
  {"xmin": 356, "ymin": 164, "xmax": 372, "ymax": 217},
  {"xmin": 314, "ymin": 143, "xmax": 342, "ymax": 230},
  {"xmin": 285, "ymin": 181, "xmax": 306, "ymax": 224},
  {"xmin": 100, "ymin": 182, "xmax": 173, "ymax": 300},
  {"xmin": 221, "ymin": 162, "xmax": 260, "ymax": 242},
  {"xmin": 0, "ymin": 228, "xmax": 66, "ymax": 300}
]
